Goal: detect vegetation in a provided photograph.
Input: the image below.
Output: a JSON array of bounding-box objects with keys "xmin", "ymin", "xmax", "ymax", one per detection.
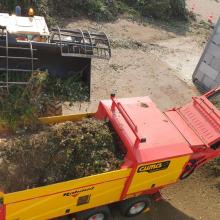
[
  {"xmin": 0, "ymin": 71, "xmax": 89, "ymax": 131},
  {"xmin": 125, "ymin": 0, "xmax": 186, "ymax": 20},
  {"xmin": 208, "ymin": 92, "xmax": 220, "ymax": 111},
  {"xmin": 2, "ymin": 0, "xmax": 188, "ymax": 22},
  {"xmin": 0, "ymin": 118, "xmax": 124, "ymax": 193}
]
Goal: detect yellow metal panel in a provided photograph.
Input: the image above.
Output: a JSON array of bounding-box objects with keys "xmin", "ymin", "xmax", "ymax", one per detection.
[
  {"xmin": 127, "ymin": 156, "xmax": 190, "ymax": 194},
  {"xmin": 5, "ymin": 169, "xmax": 130, "ymax": 220},
  {"xmin": 0, "ymin": 113, "xmax": 94, "ymax": 133},
  {"xmin": 38, "ymin": 113, "xmax": 94, "ymax": 125}
]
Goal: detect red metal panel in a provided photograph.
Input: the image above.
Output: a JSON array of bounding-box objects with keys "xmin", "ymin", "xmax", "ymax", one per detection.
[
  {"xmin": 165, "ymin": 110, "xmax": 203, "ymax": 147},
  {"xmin": 96, "ymin": 96, "xmax": 192, "ymax": 165},
  {"xmin": 166, "ymin": 93, "xmax": 220, "ymax": 147},
  {"xmin": 0, "ymin": 205, "xmax": 5, "ymax": 220},
  {"xmin": 179, "ymin": 97, "xmax": 220, "ymax": 145}
]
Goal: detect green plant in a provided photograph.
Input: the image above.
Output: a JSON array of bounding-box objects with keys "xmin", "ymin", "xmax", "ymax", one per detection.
[
  {"xmin": 2, "ymin": 0, "xmax": 187, "ymax": 22},
  {"xmin": 0, "ymin": 71, "xmax": 47, "ymax": 130},
  {"xmin": 0, "ymin": 71, "xmax": 89, "ymax": 131},
  {"xmin": 123, "ymin": 0, "xmax": 187, "ymax": 20}
]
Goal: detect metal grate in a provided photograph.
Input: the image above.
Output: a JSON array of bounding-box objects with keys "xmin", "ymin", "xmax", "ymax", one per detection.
[{"xmin": 50, "ymin": 28, "xmax": 111, "ymax": 60}]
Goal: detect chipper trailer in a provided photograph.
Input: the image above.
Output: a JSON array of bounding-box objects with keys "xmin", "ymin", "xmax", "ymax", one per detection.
[{"xmin": 1, "ymin": 88, "xmax": 220, "ymax": 220}]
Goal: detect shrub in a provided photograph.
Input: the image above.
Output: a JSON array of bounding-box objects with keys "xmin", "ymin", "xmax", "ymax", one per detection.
[
  {"xmin": 0, "ymin": 71, "xmax": 89, "ymax": 131},
  {"xmin": 126, "ymin": 0, "xmax": 187, "ymax": 20},
  {"xmin": 1, "ymin": 0, "xmax": 187, "ymax": 22}
]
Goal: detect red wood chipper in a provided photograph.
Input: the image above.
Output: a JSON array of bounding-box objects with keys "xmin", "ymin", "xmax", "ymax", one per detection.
[{"xmin": 0, "ymin": 88, "xmax": 220, "ymax": 220}]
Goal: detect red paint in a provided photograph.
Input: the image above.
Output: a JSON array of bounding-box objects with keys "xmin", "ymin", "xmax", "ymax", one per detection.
[
  {"xmin": 166, "ymin": 87, "xmax": 220, "ymax": 169},
  {"xmin": 120, "ymin": 163, "xmax": 138, "ymax": 200},
  {"xmin": 0, "ymin": 205, "xmax": 5, "ymax": 220},
  {"xmin": 96, "ymin": 96, "xmax": 193, "ymax": 165}
]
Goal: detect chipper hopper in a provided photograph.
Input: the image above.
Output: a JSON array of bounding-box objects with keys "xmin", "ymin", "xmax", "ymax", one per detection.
[{"xmin": 0, "ymin": 13, "xmax": 111, "ymax": 93}]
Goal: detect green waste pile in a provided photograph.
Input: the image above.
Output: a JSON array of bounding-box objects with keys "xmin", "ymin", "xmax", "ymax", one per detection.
[
  {"xmin": 0, "ymin": 71, "xmax": 89, "ymax": 131},
  {"xmin": 0, "ymin": 118, "xmax": 124, "ymax": 193}
]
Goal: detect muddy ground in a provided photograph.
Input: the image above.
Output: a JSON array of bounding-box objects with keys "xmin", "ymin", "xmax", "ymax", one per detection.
[{"xmin": 61, "ymin": 12, "xmax": 220, "ymax": 220}]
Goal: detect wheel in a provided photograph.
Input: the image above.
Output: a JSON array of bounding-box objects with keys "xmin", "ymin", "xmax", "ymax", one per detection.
[
  {"xmin": 75, "ymin": 206, "xmax": 110, "ymax": 220},
  {"xmin": 41, "ymin": 101, "xmax": 62, "ymax": 117},
  {"xmin": 119, "ymin": 195, "xmax": 151, "ymax": 217}
]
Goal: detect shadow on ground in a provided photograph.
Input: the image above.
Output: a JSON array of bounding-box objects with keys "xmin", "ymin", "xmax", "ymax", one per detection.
[
  {"xmin": 56, "ymin": 200, "xmax": 195, "ymax": 220},
  {"xmin": 111, "ymin": 200, "xmax": 195, "ymax": 220},
  {"xmin": 142, "ymin": 18, "xmax": 190, "ymax": 36}
]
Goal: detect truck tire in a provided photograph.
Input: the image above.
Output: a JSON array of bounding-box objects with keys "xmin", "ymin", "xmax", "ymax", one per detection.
[
  {"xmin": 41, "ymin": 101, "xmax": 62, "ymax": 117},
  {"xmin": 75, "ymin": 206, "xmax": 110, "ymax": 220},
  {"xmin": 119, "ymin": 195, "xmax": 151, "ymax": 217}
]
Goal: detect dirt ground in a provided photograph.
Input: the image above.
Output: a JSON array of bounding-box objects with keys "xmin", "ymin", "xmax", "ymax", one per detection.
[
  {"xmin": 64, "ymin": 19, "xmax": 201, "ymax": 113},
  {"xmin": 62, "ymin": 12, "xmax": 220, "ymax": 220},
  {"xmin": 187, "ymin": 0, "xmax": 220, "ymax": 23}
]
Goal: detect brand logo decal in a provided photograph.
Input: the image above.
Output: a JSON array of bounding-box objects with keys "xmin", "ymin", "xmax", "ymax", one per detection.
[
  {"xmin": 63, "ymin": 186, "xmax": 94, "ymax": 197},
  {"xmin": 137, "ymin": 161, "xmax": 170, "ymax": 173}
]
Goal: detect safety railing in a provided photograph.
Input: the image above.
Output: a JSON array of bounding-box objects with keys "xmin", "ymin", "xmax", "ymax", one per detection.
[
  {"xmin": 50, "ymin": 28, "xmax": 111, "ymax": 60},
  {"xmin": 110, "ymin": 94, "xmax": 146, "ymax": 148}
]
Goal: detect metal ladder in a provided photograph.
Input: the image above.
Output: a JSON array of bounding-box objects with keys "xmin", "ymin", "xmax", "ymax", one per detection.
[
  {"xmin": 0, "ymin": 28, "xmax": 38, "ymax": 91},
  {"xmin": 50, "ymin": 28, "xmax": 111, "ymax": 59}
]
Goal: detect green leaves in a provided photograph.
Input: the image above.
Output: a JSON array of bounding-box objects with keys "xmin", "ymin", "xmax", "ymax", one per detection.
[
  {"xmin": 2, "ymin": 0, "xmax": 187, "ymax": 22},
  {"xmin": 124, "ymin": 0, "xmax": 187, "ymax": 20},
  {"xmin": 43, "ymin": 74, "xmax": 89, "ymax": 105},
  {"xmin": 0, "ymin": 71, "xmax": 89, "ymax": 131}
]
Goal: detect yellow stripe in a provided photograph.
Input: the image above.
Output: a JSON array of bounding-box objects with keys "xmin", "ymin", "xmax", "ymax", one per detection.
[
  {"xmin": 5, "ymin": 169, "xmax": 131, "ymax": 220},
  {"xmin": 38, "ymin": 113, "xmax": 95, "ymax": 124}
]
